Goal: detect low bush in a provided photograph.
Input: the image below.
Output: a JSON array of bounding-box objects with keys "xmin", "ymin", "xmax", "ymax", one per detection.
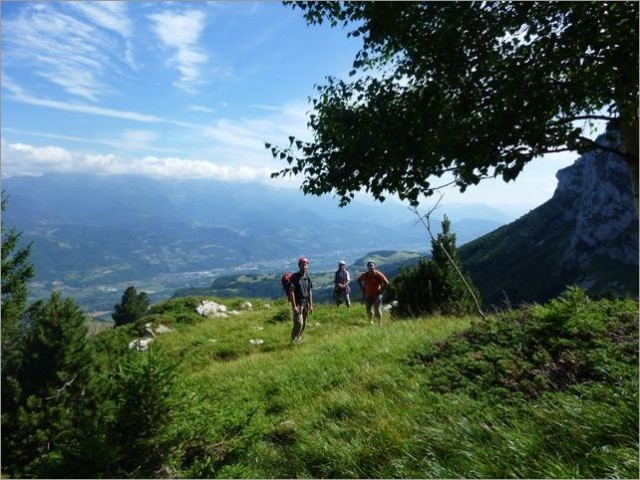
[{"xmin": 412, "ymin": 286, "xmax": 638, "ymax": 400}]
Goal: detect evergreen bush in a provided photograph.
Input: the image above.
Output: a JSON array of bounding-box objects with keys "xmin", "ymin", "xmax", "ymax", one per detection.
[
  {"xmin": 113, "ymin": 285, "xmax": 150, "ymax": 327},
  {"xmin": 389, "ymin": 216, "xmax": 481, "ymax": 316},
  {"xmin": 412, "ymin": 287, "xmax": 639, "ymax": 401},
  {"xmin": 2, "ymin": 293, "xmax": 98, "ymax": 477},
  {"xmin": 107, "ymin": 347, "xmax": 180, "ymax": 477}
]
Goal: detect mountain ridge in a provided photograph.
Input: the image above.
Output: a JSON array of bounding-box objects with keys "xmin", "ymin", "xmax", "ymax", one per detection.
[
  {"xmin": 458, "ymin": 138, "xmax": 638, "ymax": 306},
  {"xmin": 2, "ymin": 173, "xmax": 506, "ymax": 313},
  {"xmin": 180, "ymin": 141, "xmax": 639, "ymax": 308}
]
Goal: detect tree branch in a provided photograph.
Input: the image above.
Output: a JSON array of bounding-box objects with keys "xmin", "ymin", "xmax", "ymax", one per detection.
[
  {"xmin": 431, "ymin": 174, "xmax": 494, "ymax": 191},
  {"xmin": 550, "ymin": 114, "xmax": 617, "ymax": 125},
  {"xmin": 540, "ymin": 147, "xmax": 573, "ymax": 154},
  {"xmin": 45, "ymin": 373, "xmax": 78, "ymax": 400},
  {"xmin": 576, "ymin": 136, "xmax": 634, "ymax": 161}
]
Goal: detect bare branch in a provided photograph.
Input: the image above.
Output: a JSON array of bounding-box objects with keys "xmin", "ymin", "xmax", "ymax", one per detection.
[{"xmin": 45, "ymin": 373, "xmax": 78, "ymax": 400}]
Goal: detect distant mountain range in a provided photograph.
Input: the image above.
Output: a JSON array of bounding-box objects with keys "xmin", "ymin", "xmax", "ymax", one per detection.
[
  {"xmin": 173, "ymin": 138, "xmax": 639, "ymax": 308},
  {"xmin": 2, "ymin": 173, "xmax": 506, "ymax": 313}
]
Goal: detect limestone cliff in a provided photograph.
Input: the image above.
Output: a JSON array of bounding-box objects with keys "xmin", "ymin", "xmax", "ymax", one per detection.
[
  {"xmin": 459, "ymin": 136, "xmax": 638, "ymax": 306},
  {"xmin": 555, "ymin": 135, "xmax": 638, "ymax": 267}
]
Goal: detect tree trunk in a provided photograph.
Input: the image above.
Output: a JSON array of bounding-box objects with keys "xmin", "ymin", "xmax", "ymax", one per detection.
[
  {"xmin": 619, "ymin": 104, "xmax": 639, "ymax": 216},
  {"xmin": 625, "ymin": 157, "xmax": 639, "ymax": 217}
]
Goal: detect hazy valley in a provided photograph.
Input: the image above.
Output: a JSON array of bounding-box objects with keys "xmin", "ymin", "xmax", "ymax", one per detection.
[
  {"xmin": 3, "ymin": 173, "xmax": 506, "ymax": 317},
  {"xmin": 4, "ymin": 138, "xmax": 637, "ymax": 319}
]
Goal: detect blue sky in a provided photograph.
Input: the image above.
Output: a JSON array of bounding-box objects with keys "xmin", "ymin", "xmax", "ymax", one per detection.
[{"xmin": 1, "ymin": 1, "xmax": 582, "ymax": 216}]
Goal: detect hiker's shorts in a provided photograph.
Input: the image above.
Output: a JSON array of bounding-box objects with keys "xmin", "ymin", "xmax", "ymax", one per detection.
[
  {"xmin": 291, "ymin": 300, "xmax": 309, "ymax": 340},
  {"xmin": 333, "ymin": 287, "xmax": 351, "ymax": 305},
  {"xmin": 364, "ymin": 295, "xmax": 383, "ymax": 318}
]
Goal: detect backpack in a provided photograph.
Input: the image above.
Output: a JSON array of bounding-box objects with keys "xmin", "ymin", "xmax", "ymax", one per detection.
[{"xmin": 281, "ymin": 272, "xmax": 293, "ymax": 298}]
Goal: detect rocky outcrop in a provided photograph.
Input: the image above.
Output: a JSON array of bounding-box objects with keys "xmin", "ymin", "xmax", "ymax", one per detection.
[
  {"xmin": 459, "ymin": 134, "xmax": 638, "ymax": 306},
  {"xmin": 196, "ymin": 300, "xmax": 242, "ymax": 318},
  {"xmin": 554, "ymin": 134, "xmax": 638, "ymax": 267},
  {"xmin": 128, "ymin": 322, "xmax": 174, "ymax": 351}
]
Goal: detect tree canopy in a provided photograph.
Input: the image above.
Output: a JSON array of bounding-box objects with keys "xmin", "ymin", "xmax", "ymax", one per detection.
[
  {"xmin": 269, "ymin": 1, "xmax": 638, "ymax": 210},
  {"xmin": 2, "ymin": 192, "xmax": 35, "ymax": 330}
]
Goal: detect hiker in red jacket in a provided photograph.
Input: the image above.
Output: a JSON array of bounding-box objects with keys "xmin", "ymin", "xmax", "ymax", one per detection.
[
  {"xmin": 288, "ymin": 257, "xmax": 313, "ymax": 343},
  {"xmin": 357, "ymin": 260, "xmax": 389, "ymax": 324}
]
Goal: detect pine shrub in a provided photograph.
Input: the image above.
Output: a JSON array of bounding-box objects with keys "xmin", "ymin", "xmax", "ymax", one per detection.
[
  {"xmin": 413, "ymin": 287, "xmax": 639, "ymax": 401},
  {"xmin": 389, "ymin": 216, "xmax": 480, "ymax": 317}
]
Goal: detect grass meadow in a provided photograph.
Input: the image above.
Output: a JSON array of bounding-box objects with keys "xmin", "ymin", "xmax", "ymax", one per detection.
[{"xmin": 98, "ymin": 293, "xmax": 638, "ymax": 478}]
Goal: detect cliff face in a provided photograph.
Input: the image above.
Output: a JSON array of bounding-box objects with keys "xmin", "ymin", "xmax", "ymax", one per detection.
[
  {"xmin": 554, "ymin": 136, "xmax": 638, "ymax": 268},
  {"xmin": 459, "ymin": 137, "xmax": 638, "ymax": 306}
]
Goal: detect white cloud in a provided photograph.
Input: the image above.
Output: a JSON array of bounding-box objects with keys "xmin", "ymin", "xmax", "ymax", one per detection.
[
  {"xmin": 1, "ymin": 141, "xmax": 76, "ymax": 176},
  {"xmin": 3, "ymin": 81, "xmax": 164, "ymax": 123},
  {"xmin": 149, "ymin": 9, "xmax": 209, "ymax": 91},
  {"xmin": 2, "ymin": 3, "xmax": 131, "ymax": 100},
  {"xmin": 68, "ymin": 2, "xmax": 132, "ymax": 38},
  {"xmin": 189, "ymin": 105, "xmax": 215, "ymax": 113},
  {"xmin": 131, "ymin": 156, "xmax": 275, "ymax": 181},
  {"xmin": 1, "ymin": 140, "xmax": 276, "ymax": 183}
]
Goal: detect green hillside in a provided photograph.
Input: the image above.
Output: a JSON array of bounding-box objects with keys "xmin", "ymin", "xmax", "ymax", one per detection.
[
  {"xmin": 173, "ymin": 250, "xmax": 424, "ymax": 302},
  {"xmin": 87, "ymin": 289, "xmax": 638, "ymax": 478},
  {"xmin": 458, "ymin": 201, "xmax": 575, "ymax": 306},
  {"xmin": 459, "ymin": 199, "xmax": 639, "ymax": 307}
]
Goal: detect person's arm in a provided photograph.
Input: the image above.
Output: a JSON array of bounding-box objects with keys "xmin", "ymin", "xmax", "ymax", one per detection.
[
  {"xmin": 379, "ymin": 273, "xmax": 389, "ymax": 294},
  {"xmin": 358, "ymin": 273, "xmax": 366, "ymax": 298},
  {"xmin": 288, "ymin": 286, "xmax": 298, "ymax": 312}
]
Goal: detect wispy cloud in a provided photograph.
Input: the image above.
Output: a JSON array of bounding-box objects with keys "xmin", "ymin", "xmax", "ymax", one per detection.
[
  {"xmin": 2, "ymin": 127, "xmax": 179, "ymax": 155},
  {"xmin": 250, "ymin": 104, "xmax": 281, "ymax": 112},
  {"xmin": 149, "ymin": 9, "xmax": 209, "ymax": 92},
  {"xmin": 68, "ymin": 2, "xmax": 136, "ymax": 67},
  {"xmin": 68, "ymin": 2, "xmax": 132, "ymax": 38},
  {"xmin": 198, "ymin": 103, "xmax": 310, "ymax": 164},
  {"xmin": 121, "ymin": 130, "xmax": 158, "ymax": 148},
  {"xmin": 2, "ymin": 79, "xmax": 164, "ymax": 122},
  {"xmin": 189, "ymin": 105, "xmax": 215, "ymax": 114},
  {"xmin": 3, "ymin": 76, "xmax": 309, "ymax": 146},
  {"xmin": 2, "ymin": 3, "xmax": 133, "ymax": 100},
  {"xmin": 2, "ymin": 78, "xmax": 205, "ymax": 130}
]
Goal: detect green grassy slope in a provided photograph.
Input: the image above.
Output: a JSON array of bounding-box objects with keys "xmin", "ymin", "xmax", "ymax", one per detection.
[
  {"xmin": 458, "ymin": 199, "xmax": 639, "ymax": 307},
  {"xmin": 95, "ymin": 291, "xmax": 638, "ymax": 478}
]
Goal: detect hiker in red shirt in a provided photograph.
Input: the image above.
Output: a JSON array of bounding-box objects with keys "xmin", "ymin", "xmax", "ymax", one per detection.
[{"xmin": 357, "ymin": 260, "xmax": 389, "ymax": 324}]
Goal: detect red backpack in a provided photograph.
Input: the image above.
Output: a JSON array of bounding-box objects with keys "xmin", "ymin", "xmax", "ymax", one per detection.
[{"xmin": 281, "ymin": 272, "xmax": 293, "ymax": 298}]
